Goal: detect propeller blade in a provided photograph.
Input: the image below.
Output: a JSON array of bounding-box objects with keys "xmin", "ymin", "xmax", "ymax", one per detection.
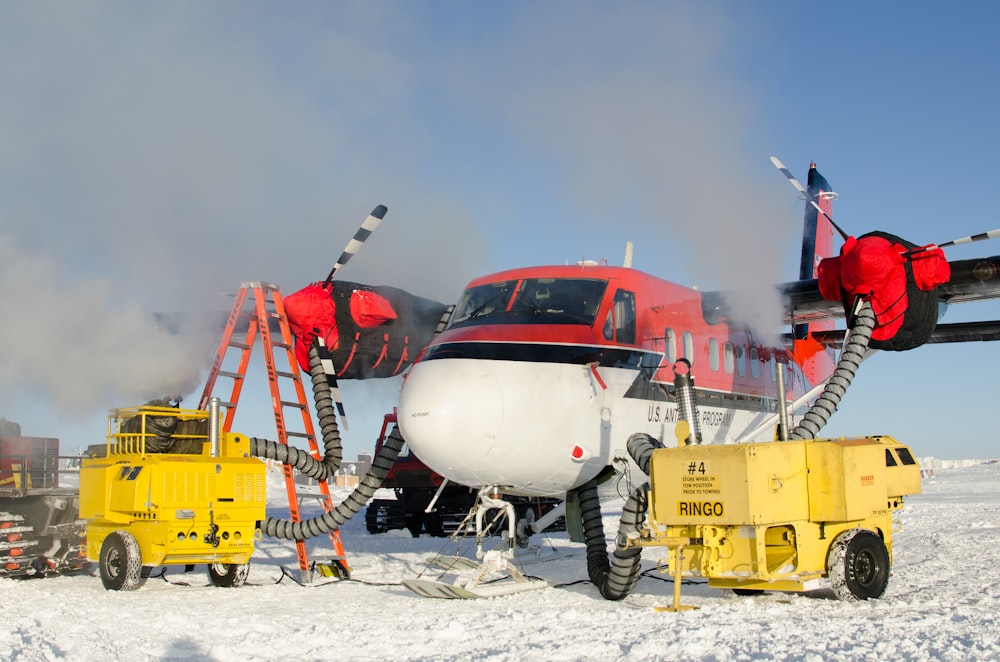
[
  {"xmin": 314, "ymin": 336, "xmax": 348, "ymax": 431},
  {"xmin": 770, "ymin": 157, "xmax": 849, "ymax": 241},
  {"xmin": 905, "ymin": 228, "xmax": 1000, "ymax": 256},
  {"xmin": 938, "ymin": 228, "xmax": 1000, "ymax": 249},
  {"xmin": 324, "ymin": 204, "xmax": 388, "ymax": 286}
]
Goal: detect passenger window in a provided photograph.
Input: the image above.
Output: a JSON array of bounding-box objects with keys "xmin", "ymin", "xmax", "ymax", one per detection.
[
  {"xmin": 665, "ymin": 328, "xmax": 677, "ymax": 363},
  {"xmin": 709, "ymin": 338, "xmax": 719, "ymax": 371},
  {"xmin": 736, "ymin": 344, "xmax": 746, "ymax": 376},
  {"xmin": 724, "ymin": 342, "xmax": 734, "ymax": 374},
  {"xmin": 750, "ymin": 347, "xmax": 760, "ymax": 378},
  {"xmin": 682, "ymin": 331, "xmax": 694, "ymax": 362}
]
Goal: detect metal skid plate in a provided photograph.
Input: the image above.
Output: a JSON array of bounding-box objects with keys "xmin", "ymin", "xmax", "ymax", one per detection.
[{"xmin": 404, "ymin": 551, "xmax": 548, "ymax": 599}]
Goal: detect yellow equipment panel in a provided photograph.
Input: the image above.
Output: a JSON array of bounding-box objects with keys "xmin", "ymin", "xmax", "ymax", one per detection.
[
  {"xmin": 649, "ymin": 442, "xmax": 810, "ymax": 526},
  {"xmin": 79, "ymin": 403, "xmax": 266, "ymax": 589},
  {"xmin": 639, "ymin": 435, "xmax": 922, "ymax": 606}
]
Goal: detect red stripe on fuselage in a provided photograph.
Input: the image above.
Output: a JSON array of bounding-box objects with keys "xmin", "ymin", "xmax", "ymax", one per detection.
[{"xmin": 422, "ymin": 264, "xmax": 813, "ymax": 403}]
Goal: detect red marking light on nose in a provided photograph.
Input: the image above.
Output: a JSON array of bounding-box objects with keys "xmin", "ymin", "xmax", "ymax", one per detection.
[{"xmin": 571, "ymin": 445, "xmax": 585, "ymax": 460}]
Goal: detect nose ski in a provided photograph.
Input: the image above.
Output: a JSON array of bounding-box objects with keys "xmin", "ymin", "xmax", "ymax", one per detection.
[{"xmin": 402, "ymin": 490, "xmax": 549, "ymax": 599}]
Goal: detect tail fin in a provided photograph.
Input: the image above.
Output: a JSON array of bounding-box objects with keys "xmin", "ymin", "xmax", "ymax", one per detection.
[
  {"xmin": 794, "ymin": 163, "xmax": 840, "ymax": 384},
  {"xmin": 798, "ymin": 163, "xmax": 838, "ymax": 284}
]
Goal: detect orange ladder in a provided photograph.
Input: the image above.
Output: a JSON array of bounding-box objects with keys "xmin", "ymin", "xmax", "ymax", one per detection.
[{"xmin": 199, "ymin": 281, "xmax": 347, "ymax": 578}]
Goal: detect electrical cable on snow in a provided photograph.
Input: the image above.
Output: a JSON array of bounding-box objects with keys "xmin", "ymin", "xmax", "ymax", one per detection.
[{"xmin": 275, "ymin": 566, "xmax": 404, "ymax": 588}]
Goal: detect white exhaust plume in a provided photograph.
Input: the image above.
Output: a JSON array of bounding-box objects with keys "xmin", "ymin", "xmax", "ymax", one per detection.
[
  {"xmin": 0, "ymin": 4, "xmax": 799, "ymax": 448},
  {"xmin": 0, "ymin": 234, "xmax": 211, "ymax": 412}
]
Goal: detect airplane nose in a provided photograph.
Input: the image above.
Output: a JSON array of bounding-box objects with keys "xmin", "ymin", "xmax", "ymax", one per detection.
[{"xmin": 398, "ymin": 359, "xmax": 504, "ymax": 480}]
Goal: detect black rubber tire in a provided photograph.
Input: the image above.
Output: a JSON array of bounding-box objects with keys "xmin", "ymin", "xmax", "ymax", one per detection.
[
  {"xmin": 424, "ymin": 512, "xmax": 445, "ymax": 538},
  {"xmin": 99, "ymin": 531, "xmax": 143, "ymax": 591},
  {"xmin": 207, "ymin": 562, "xmax": 250, "ymax": 588},
  {"xmin": 826, "ymin": 529, "xmax": 890, "ymax": 601},
  {"xmin": 366, "ymin": 503, "xmax": 388, "ymax": 534},
  {"xmin": 732, "ymin": 588, "xmax": 764, "ymax": 596},
  {"xmin": 404, "ymin": 512, "xmax": 424, "ymax": 538}
]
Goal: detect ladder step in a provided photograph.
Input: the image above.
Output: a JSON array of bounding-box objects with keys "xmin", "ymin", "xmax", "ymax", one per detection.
[{"xmin": 201, "ymin": 284, "xmax": 345, "ymax": 572}]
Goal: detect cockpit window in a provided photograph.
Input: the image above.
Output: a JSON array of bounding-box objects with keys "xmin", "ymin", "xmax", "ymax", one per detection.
[
  {"xmin": 602, "ymin": 289, "xmax": 636, "ymax": 344},
  {"xmin": 448, "ymin": 278, "xmax": 608, "ymax": 329},
  {"xmin": 448, "ymin": 281, "xmax": 515, "ymax": 327}
]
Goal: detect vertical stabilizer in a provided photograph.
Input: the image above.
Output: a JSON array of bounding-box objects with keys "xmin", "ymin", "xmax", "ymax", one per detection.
[
  {"xmin": 794, "ymin": 163, "xmax": 839, "ymax": 385},
  {"xmin": 798, "ymin": 164, "xmax": 837, "ymax": 284}
]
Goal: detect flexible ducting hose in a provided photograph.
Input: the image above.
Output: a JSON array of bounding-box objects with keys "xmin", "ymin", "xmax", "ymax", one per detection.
[
  {"xmin": 790, "ymin": 300, "xmax": 875, "ymax": 440},
  {"xmin": 261, "ymin": 423, "xmax": 404, "ymax": 539},
  {"xmin": 578, "ymin": 432, "xmax": 659, "ymax": 600},
  {"xmin": 673, "ymin": 360, "xmax": 702, "ymax": 445},
  {"xmin": 249, "ymin": 345, "xmax": 343, "ymax": 479},
  {"xmin": 307, "ymin": 343, "xmax": 344, "ymax": 472},
  {"xmin": 250, "ymin": 343, "xmax": 404, "ymax": 539}
]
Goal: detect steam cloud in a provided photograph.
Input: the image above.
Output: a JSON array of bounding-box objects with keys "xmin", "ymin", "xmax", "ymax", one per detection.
[
  {"xmin": 1, "ymin": 3, "xmax": 800, "ymax": 445},
  {"xmin": 0, "ymin": 235, "xmax": 210, "ymax": 412}
]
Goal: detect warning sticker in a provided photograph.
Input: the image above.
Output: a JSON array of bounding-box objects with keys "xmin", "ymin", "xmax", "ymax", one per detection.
[{"xmin": 680, "ymin": 474, "xmax": 721, "ymax": 496}]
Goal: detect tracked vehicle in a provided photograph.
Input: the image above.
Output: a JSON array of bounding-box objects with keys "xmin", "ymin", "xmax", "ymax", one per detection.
[{"xmin": 0, "ymin": 420, "xmax": 87, "ymax": 578}]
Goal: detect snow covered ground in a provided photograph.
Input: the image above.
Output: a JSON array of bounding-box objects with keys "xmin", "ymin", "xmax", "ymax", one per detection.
[{"xmin": 2, "ymin": 461, "xmax": 999, "ymax": 662}]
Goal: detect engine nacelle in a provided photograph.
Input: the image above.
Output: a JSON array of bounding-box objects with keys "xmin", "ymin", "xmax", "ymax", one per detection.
[{"xmin": 818, "ymin": 231, "xmax": 950, "ymax": 351}]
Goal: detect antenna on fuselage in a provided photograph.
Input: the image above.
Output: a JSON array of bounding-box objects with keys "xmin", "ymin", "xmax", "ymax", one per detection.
[{"xmin": 623, "ymin": 241, "xmax": 634, "ymax": 268}]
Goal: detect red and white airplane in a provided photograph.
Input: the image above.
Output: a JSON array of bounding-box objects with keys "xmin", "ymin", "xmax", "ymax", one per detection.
[
  {"xmin": 396, "ymin": 161, "xmax": 997, "ymax": 499},
  {"xmin": 287, "ymin": 160, "xmax": 1000, "ymax": 597}
]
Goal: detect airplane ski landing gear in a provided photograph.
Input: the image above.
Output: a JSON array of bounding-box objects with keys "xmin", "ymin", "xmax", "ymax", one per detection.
[{"xmin": 402, "ymin": 489, "xmax": 549, "ymax": 599}]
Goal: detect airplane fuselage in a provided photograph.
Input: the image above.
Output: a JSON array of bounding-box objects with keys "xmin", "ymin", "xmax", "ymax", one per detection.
[{"xmin": 398, "ymin": 263, "xmax": 816, "ymax": 496}]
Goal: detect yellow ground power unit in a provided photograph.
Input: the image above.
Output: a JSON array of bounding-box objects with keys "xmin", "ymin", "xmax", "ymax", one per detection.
[
  {"xmin": 79, "ymin": 399, "xmax": 266, "ymax": 591},
  {"xmin": 634, "ymin": 436, "xmax": 921, "ymax": 609}
]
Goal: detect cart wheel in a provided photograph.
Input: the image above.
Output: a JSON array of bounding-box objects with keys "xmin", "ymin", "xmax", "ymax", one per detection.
[
  {"xmin": 208, "ymin": 562, "xmax": 250, "ymax": 588},
  {"xmin": 99, "ymin": 531, "xmax": 143, "ymax": 591},
  {"xmin": 826, "ymin": 529, "xmax": 890, "ymax": 601},
  {"xmin": 731, "ymin": 588, "xmax": 764, "ymax": 596}
]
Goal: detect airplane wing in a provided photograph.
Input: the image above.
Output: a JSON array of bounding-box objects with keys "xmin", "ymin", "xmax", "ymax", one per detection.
[
  {"xmin": 704, "ymin": 252, "xmax": 1000, "ymax": 348},
  {"xmin": 800, "ymin": 320, "xmax": 1000, "ymax": 350},
  {"xmin": 777, "ymin": 254, "xmax": 1000, "ymax": 325},
  {"xmin": 714, "ymin": 160, "xmax": 1000, "ymax": 352},
  {"xmin": 936, "ymin": 255, "xmax": 1000, "ymax": 304}
]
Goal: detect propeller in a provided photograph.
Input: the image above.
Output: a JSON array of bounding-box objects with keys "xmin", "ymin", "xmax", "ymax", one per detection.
[
  {"xmin": 906, "ymin": 228, "xmax": 1000, "ymax": 256},
  {"xmin": 324, "ymin": 204, "xmax": 388, "ymax": 287},
  {"xmin": 772, "ymin": 157, "xmax": 1000, "ymax": 258},
  {"xmin": 770, "ymin": 157, "xmax": 850, "ymax": 241},
  {"xmin": 317, "ymin": 203, "xmax": 390, "ymax": 430}
]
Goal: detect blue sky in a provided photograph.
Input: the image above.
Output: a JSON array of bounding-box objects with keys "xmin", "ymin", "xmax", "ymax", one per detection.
[{"xmin": 2, "ymin": 2, "xmax": 999, "ymax": 460}]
